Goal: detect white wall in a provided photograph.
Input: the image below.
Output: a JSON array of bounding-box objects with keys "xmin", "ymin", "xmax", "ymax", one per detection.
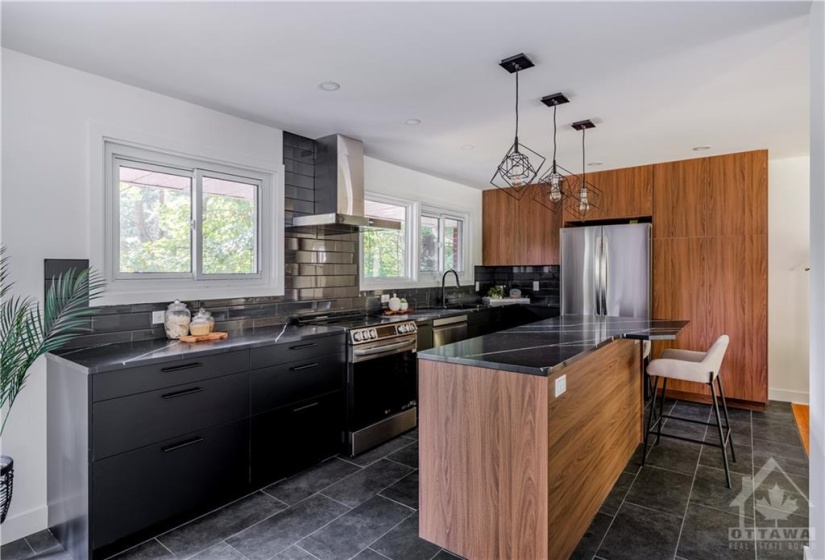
[
  {"xmin": 0, "ymin": 50, "xmax": 488, "ymax": 544},
  {"xmin": 768, "ymin": 157, "xmax": 811, "ymax": 403},
  {"xmin": 0, "ymin": 49, "xmax": 283, "ymax": 543},
  {"xmin": 807, "ymin": 2, "xmax": 824, "ymax": 558},
  {"xmin": 364, "ymin": 156, "xmax": 483, "ymax": 285}
]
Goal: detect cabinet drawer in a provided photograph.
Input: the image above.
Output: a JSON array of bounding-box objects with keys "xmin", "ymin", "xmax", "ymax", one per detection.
[
  {"xmin": 91, "ymin": 419, "xmax": 248, "ymax": 549},
  {"xmin": 92, "ymin": 372, "xmax": 249, "ymax": 460},
  {"xmin": 251, "ymin": 391, "xmax": 345, "ymax": 487},
  {"xmin": 92, "ymin": 350, "xmax": 249, "ymax": 402},
  {"xmin": 251, "ymin": 353, "xmax": 345, "ymax": 415},
  {"xmin": 250, "ymin": 334, "xmax": 345, "ymax": 369}
]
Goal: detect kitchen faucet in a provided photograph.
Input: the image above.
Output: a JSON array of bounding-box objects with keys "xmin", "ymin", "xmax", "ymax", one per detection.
[{"xmin": 441, "ymin": 269, "xmax": 460, "ymax": 308}]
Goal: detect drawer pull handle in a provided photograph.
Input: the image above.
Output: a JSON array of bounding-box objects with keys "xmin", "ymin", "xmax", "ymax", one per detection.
[
  {"xmin": 162, "ymin": 387, "xmax": 203, "ymax": 400},
  {"xmin": 161, "ymin": 437, "xmax": 204, "ymax": 453},
  {"xmin": 289, "ymin": 343, "xmax": 317, "ymax": 350},
  {"xmin": 293, "ymin": 402, "xmax": 320, "ymax": 413},
  {"xmin": 290, "ymin": 362, "xmax": 319, "ymax": 371},
  {"xmin": 161, "ymin": 362, "xmax": 203, "ymax": 373}
]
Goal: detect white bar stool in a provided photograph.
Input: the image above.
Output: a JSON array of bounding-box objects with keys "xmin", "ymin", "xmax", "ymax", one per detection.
[{"xmin": 642, "ymin": 335, "xmax": 735, "ymax": 487}]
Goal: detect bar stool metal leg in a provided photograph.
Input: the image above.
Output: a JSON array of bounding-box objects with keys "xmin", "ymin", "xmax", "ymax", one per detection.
[
  {"xmin": 656, "ymin": 378, "xmax": 668, "ymax": 445},
  {"xmin": 643, "ymin": 376, "xmax": 659, "ymax": 465},
  {"xmin": 710, "ymin": 378, "xmax": 732, "ymax": 488},
  {"xmin": 716, "ymin": 375, "xmax": 736, "ymax": 463}
]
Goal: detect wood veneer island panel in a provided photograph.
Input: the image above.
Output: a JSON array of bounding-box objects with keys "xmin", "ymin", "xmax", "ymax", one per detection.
[{"xmin": 419, "ymin": 339, "xmax": 641, "ymax": 560}]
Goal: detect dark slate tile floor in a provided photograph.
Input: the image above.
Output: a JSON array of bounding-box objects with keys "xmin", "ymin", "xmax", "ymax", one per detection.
[{"xmin": 2, "ymin": 401, "xmax": 809, "ymax": 560}]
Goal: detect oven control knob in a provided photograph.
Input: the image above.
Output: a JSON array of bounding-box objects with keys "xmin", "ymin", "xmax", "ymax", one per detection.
[
  {"xmin": 370, "ymin": 329, "xmax": 378, "ymax": 339},
  {"xmin": 397, "ymin": 324, "xmax": 405, "ymax": 334},
  {"xmin": 353, "ymin": 331, "xmax": 362, "ymax": 342}
]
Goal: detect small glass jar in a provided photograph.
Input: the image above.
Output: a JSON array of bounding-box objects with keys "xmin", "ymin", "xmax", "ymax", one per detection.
[
  {"xmin": 164, "ymin": 300, "xmax": 191, "ymax": 339},
  {"xmin": 191, "ymin": 308, "xmax": 215, "ymax": 335},
  {"xmin": 189, "ymin": 314, "xmax": 211, "ymax": 337}
]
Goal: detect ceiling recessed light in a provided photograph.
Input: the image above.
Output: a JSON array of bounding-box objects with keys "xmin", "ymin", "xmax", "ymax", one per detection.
[
  {"xmin": 405, "ymin": 119, "xmax": 422, "ymax": 126},
  {"xmin": 588, "ymin": 162, "xmax": 602, "ymax": 167},
  {"xmin": 461, "ymin": 144, "xmax": 475, "ymax": 150},
  {"xmin": 318, "ymin": 81, "xmax": 340, "ymax": 91},
  {"xmin": 692, "ymin": 145, "xmax": 712, "ymax": 151}
]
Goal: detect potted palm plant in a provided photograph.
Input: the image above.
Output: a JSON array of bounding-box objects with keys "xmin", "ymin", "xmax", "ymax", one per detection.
[{"xmin": 0, "ymin": 248, "xmax": 104, "ymax": 523}]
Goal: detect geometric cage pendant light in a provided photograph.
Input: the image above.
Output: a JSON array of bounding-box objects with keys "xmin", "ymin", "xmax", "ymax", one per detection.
[
  {"xmin": 563, "ymin": 119, "xmax": 604, "ymax": 220},
  {"xmin": 490, "ymin": 53, "xmax": 546, "ymax": 200},
  {"xmin": 533, "ymin": 93, "xmax": 576, "ymax": 213}
]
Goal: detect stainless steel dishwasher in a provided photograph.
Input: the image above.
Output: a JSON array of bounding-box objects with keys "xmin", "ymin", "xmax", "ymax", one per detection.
[{"xmin": 432, "ymin": 315, "xmax": 468, "ymax": 347}]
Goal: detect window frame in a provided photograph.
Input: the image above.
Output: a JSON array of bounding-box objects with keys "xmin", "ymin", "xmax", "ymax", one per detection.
[
  {"xmin": 419, "ymin": 206, "xmax": 469, "ymax": 278},
  {"xmin": 97, "ymin": 139, "xmax": 282, "ymax": 303},
  {"xmin": 359, "ymin": 194, "xmax": 472, "ymax": 289},
  {"xmin": 359, "ymin": 194, "xmax": 418, "ymax": 289}
]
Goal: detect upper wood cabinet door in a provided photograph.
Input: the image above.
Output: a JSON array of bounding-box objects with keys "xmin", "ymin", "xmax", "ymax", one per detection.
[
  {"xmin": 483, "ymin": 184, "xmax": 561, "ymax": 266},
  {"xmin": 652, "ymin": 150, "xmax": 767, "ymax": 239},
  {"xmin": 563, "ymin": 165, "xmax": 654, "ymax": 223}
]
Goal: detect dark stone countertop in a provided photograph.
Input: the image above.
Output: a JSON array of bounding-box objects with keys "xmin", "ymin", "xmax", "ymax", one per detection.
[
  {"xmin": 417, "ymin": 315, "xmax": 689, "ymax": 376},
  {"xmin": 46, "ymin": 324, "xmax": 346, "ymax": 374}
]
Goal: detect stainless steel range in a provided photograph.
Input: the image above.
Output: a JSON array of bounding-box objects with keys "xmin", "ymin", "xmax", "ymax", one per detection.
[{"xmin": 292, "ymin": 312, "xmax": 418, "ymax": 456}]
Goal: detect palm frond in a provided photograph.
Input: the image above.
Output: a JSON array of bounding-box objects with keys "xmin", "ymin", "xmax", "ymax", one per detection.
[{"xmin": 0, "ymin": 247, "xmax": 105, "ymax": 437}]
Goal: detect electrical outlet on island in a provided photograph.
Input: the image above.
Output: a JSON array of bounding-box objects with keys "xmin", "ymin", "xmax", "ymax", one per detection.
[{"xmin": 554, "ymin": 375, "xmax": 567, "ymax": 398}]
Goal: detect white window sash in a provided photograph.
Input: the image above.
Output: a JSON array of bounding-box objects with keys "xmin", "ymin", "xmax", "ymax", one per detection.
[{"xmin": 102, "ymin": 140, "xmax": 280, "ymax": 302}]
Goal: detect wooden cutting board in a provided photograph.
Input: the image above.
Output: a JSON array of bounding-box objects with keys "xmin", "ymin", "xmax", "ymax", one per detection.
[{"xmin": 179, "ymin": 332, "xmax": 229, "ymax": 343}]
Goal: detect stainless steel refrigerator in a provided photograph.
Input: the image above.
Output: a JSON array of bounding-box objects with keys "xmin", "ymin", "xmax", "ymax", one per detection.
[{"xmin": 560, "ymin": 223, "xmax": 651, "ymax": 318}]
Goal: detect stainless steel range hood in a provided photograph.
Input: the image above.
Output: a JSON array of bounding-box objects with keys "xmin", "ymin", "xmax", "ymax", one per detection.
[{"xmin": 291, "ymin": 134, "xmax": 402, "ymax": 230}]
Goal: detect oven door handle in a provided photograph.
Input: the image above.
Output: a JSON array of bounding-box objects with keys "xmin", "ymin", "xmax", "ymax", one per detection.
[{"xmin": 352, "ymin": 339, "xmax": 416, "ymax": 361}]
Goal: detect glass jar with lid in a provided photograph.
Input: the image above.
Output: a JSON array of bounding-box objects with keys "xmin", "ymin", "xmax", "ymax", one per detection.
[
  {"xmin": 164, "ymin": 300, "xmax": 191, "ymax": 339},
  {"xmin": 190, "ymin": 308, "xmax": 215, "ymax": 336}
]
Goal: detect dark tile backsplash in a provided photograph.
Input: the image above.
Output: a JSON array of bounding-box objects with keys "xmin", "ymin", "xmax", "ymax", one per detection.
[
  {"xmin": 474, "ymin": 265, "xmax": 560, "ymax": 307},
  {"xmin": 48, "ymin": 132, "xmax": 480, "ymax": 348}
]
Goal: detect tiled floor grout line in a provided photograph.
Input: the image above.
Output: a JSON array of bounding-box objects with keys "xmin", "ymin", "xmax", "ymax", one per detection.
[
  {"xmin": 359, "ymin": 509, "xmax": 417, "ymax": 559},
  {"xmin": 382, "ymin": 455, "xmax": 415, "ymax": 469},
  {"xmin": 223, "ymin": 540, "xmax": 250, "ymax": 560},
  {"xmin": 316, "ymin": 492, "xmax": 357, "ymax": 510},
  {"xmin": 365, "ymin": 547, "xmax": 394, "ymax": 560},
  {"xmin": 294, "ymin": 543, "xmax": 323, "ymax": 560},
  {"xmin": 20, "ymin": 538, "xmax": 36, "ymax": 557},
  {"xmin": 152, "ymin": 488, "xmax": 274, "ymax": 545},
  {"xmin": 592, "ymin": 398, "xmax": 680, "ymax": 559},
  {"xmin": 291, "ymin": 505, "xmax": 355, "ymax": 556},
  {"xmin": 154, "ymin": 538, "xmax": 178, "ymax": 558},
  {"xmin": 375, "ymin": 492, "xmax": 418, "ymax": 511},
  {"xmin": 671, "ymin": 422, "xmax": 708, "ymax": 559},
  {"xmin": 591, "ymin": 448, "xmax": 646, "ymax": 559}
]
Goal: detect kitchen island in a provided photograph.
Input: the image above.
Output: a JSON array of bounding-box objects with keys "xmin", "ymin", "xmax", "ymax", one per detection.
[{"xmin": 416, "ymin": 315, "xmax": 687, "ymax": 560}]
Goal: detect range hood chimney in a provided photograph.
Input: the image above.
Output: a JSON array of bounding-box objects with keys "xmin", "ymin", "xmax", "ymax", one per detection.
[{"xmin": 291, "ymin": 134, "xmax": 401, "ymax": 230}]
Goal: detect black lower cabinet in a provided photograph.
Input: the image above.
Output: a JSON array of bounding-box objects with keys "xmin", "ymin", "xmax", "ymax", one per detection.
[
  {"xmin": 91, "ymin": 419, "xmax": 249, "ymax": 549},
  {"xmin": 251, "ymin": 390, "xmax": 345, "ymax": 487}
]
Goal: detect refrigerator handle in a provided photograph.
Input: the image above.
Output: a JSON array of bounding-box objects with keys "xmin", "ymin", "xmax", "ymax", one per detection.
[
  {"xmin": 595, "ymin": 235, "xmax": 603, "ymax": 316},
  {"xmin": 601, "ymin": 234, "xmax": 609, "ymax": 316}
]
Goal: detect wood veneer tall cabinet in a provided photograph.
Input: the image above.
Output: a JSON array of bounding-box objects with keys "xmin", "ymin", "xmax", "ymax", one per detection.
[
  {"xmin": 482, "ymin": 183, "xmax": 562, "ymax": 265},
  {"xmin": 652, "ymin": 150, "xmax": 768, "ymax": 406},
  {"xmin": 562, "ymin": 164, "xmax": 654, "ymax": 224}
]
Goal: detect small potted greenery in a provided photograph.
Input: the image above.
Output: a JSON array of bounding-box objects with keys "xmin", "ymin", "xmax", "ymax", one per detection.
[
  {"xmin": 0, "ymin": 247, "xmax": 104, "ymax": 523},
  {"xmin": 487, "ymin": 285, "xmax": 505, "ymax": 299}
]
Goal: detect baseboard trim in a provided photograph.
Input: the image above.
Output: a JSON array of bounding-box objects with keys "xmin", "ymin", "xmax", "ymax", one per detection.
[
  {"xmin": 769, "ymin": 388, "xmax": 810, "ymax": 404},
  {"xmin": 0, "ymin": 504, "xmax": 48, "ymax": 544}
]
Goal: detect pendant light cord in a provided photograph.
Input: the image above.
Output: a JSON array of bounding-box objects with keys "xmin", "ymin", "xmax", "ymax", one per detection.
[
  {"xmin": 514, "ymin": 68, "xmax": 520, "ymax": 144},
  {"xmin": 553, "ymin": 105, "xmax": 558, "ymax": 167}
]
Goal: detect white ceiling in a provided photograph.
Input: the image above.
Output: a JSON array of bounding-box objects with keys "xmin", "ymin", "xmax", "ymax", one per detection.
[{"xmin": 1, "ymin": 1, "xmax": 812, "ymax": 189}]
